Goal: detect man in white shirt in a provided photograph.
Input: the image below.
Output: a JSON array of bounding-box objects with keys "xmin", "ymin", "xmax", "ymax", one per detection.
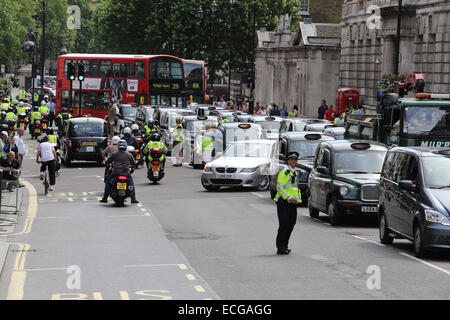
[
  {"xmin": 218, "ymin": 96, "xmax": 227, "ymax": 109},
  {"xmin": 14, "ymin": 127, "xmax": 28, "ymax": 167},
  {"xmin": 36, "ymin": 135, "xmax": 56, "ymax": 191}
]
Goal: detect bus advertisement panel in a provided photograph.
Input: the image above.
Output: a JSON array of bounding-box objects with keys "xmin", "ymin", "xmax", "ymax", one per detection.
[{"xmin": 183, "ymin": 59, "xmax": 206, "ymax": 105}]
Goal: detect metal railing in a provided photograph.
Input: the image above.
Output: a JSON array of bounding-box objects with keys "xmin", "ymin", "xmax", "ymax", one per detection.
[{"xmin": 0, "ymin": 170, "xmax": 23, "ymax": 214}]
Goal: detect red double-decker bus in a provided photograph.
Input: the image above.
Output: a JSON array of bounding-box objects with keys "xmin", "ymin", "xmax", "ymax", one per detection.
[
  {"xmin": 55, "ymin": 54, "xmax": 187, "ymax": 117},
  {"xmin": 183, "ymin": 59, "xmax": 206, "ymax": 104}
]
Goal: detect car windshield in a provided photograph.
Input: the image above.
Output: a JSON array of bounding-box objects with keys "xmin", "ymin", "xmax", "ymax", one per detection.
[
  {"xmin": 254, "ymin": 121, "xmax": 281, "ymax": 132},
  {"xmin": 334, "ymin": 150, "xmax": 386, "ymax": 174},
  {"xmin": 403, "ymin": 105, "xmax": 450, "ymax": 135},
  {"xmin": 185, "ymin": 120, "xmax": 218, "ymax": 132},
  {"xmin": 225, "ymin": 128, "xmax": 266, "ymax": 143},
  {"xmin": 224, "ymin": 143, "xmax": 272, "ymax": 158},
  {"xmin": 70, "ymin": 123, "xmax": 104, "ymax": 137},
  {"xmin": 121, "ymin": 107, "xmax": 137, "ymax": 119},
  {"xmin": 289, "ymin": 140, "xmax": 322, "ymax": 159},
  {"xmin": 422, "ymin": 156, "xmax": 450, "ymax": 188}
]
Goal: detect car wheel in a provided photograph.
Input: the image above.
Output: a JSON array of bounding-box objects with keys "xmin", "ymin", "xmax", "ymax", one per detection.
[
  {"xmin": 201, "ymin": 179, "xmax": 220, "ymax": 191},
  {"xmin": 257, "ymin": 176, "xmax": 270, "ymax": 191},
  {"xmin": 379, "ymin": 214, "xmax": 394, "ymax": 245},
  {"xmin": 414, "ymin": 225, "xmax": 428, "ymax": 258},
  {"xmin": 328, "ymin": 200, "xmax": 341, "ymax": 226},
  {"xmin": 308, "ymin": 195, "xmax": 319, "ymax": 218}
]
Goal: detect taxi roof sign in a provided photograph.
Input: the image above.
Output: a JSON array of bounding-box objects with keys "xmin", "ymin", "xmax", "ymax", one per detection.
[
  {"xmin": 351, "ymin": 142, "xmax": 371, "ymax": 150},
  {"xmin": 238, "ymin": 123, "xmax": 252, "ymax": 129},
  {"xmin": 434, "ymin": 149, "xmax": 450, "ymax": 156},
  {"xmin": 197, "ymin": 116, "xmax": 208, "ymax": 120},
  {"xmin": 265, "ymin": 116, "xmax": 276, "ymax": 121},
  {"xmin": 305, "ymin": 134, "xmax": 322, "ymax": 140}
]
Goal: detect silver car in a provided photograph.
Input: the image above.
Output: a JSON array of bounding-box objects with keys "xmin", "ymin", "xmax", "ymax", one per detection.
[
  {"xmin": 201, "ymin": 140, "xmax": 278, "ymax": 191},
  {"xmin": 249, "ymin": 116, "xmax": 287, "ymax": 140}
]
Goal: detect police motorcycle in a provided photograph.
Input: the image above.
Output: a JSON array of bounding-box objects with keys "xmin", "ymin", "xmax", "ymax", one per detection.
[
  {"xmin": 131, "ymin": 124, "xmax": 145, "ymax": 168},
  {"xmin": 146, "ymin": 133, "xmax": 166, "ymax": 184},
  {"xmin": 25, "ymin": 104, "xmax": 32, "ymax": 129},
  {"xmin": 106, "ymin": 141, "xmax": 135, "ymax": 207},
  {"xmin": 7, "ymin": 119, "xmax": 16, "ymax": 136},
  {"xmin": 56, "ymin": 107, "xmax": 71, "ymax": 137},
  {"xmin": 41, "ymin": 112, "xmax": 49, "ymax": 131},
  {"xmin": 47, "ymin": 129, "xmax": 61, "ymax": 176},
  {"xmin": 17, "ymin": 112, "xmax": 27, "ymax": 129}
]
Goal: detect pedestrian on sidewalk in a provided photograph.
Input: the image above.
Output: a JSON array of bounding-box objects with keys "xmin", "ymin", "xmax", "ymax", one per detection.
[
  {"xmin": 317, "ymin": 100, "xmax": 328, "ymax": 119},
  {"xmin": 14, "ymin": 127, "xmax": 28, "ymax": 168}
]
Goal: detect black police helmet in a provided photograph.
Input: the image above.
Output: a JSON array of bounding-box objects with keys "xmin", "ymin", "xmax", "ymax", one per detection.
[
  {"xmin": 287, "ymin": 152, "xmax": 299, "ymax": 160},
  {"xmin": 150, "ymin": 133, "xmax": 161, "ymax": 141}
]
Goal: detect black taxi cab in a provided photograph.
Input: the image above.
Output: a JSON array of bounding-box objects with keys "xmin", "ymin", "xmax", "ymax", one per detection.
[
  {"xmin": 308, "ymin": 140, "xmax": 388, "ymax": 225},
  {"xmin": 269, "ymin": 132, "xmax": 335, "ymax": 203},
  {"xmin": 378, "ymin": 147, "xmax": 450, "ymax": 257},
  {"xmin": 60, "ymin": 117, "xmax": 109, "ymax": 167}
]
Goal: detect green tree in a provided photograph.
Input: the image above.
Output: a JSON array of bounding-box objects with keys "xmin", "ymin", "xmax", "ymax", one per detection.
[{"xmin": 95, "ymin": 0, "xmax": 300, "ymax": 76}]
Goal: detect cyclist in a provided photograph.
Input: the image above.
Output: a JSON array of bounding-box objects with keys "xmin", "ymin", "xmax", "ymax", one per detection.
[{"xmin": 36, "ymin": 135, "xmax": 56, "ymax": 191}]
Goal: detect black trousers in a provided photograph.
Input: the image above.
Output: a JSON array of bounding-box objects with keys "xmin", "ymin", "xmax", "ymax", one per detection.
[
  {"xmin": 40, "ymin": 160, "xmax": 56, "ymax": 186},
  {"xmin": 276, "ymin": 200, "xmax": 298, "ymax": 251}
]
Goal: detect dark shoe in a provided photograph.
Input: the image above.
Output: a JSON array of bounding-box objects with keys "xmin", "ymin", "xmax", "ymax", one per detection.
[
  {"xmin": 287, "ymin": 249, "xmax": 292, "ymax": 253},
  {"xmin": 131, "ymin": 199, "xmax": 139, "ymax": 204},
  {"xmin": 277, "ymin": 249, "xmax": 290, "ymax": 255},
  {"xmin": 99, "ymin": 198, "xmax": 108, "ymax": 203}
]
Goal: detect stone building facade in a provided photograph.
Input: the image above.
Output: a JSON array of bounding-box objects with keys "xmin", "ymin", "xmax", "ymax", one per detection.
[
  {"xmin": 340, "ymin": 0, "xmax": 450, "ymax": 106},
  {"xmin": 255, "ymin": 21, "xmax": 341, "ymax": 117}
]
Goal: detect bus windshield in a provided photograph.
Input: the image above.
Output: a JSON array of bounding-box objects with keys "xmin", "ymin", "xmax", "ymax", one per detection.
[{"xmin": 403, "ymin": 105, "xmax": 450, "ymax": 135}]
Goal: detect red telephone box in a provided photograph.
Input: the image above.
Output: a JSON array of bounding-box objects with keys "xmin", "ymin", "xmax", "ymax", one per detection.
[{"xmin": 336, "ymin": 88, "xmax": 360, "ymax": 114}]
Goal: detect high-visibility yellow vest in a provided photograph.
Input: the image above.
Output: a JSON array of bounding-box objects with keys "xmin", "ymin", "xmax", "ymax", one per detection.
[
  {"xmin": 274, "ymin": 167, "xmax": 302, "ymax": 203},
  {"xmin": 202, "ymin": 135, "xmax": 214, "ymax": 151},
  {"xmin": 172, "ymin": 124, "xmax": 184, "ymax": 142}
]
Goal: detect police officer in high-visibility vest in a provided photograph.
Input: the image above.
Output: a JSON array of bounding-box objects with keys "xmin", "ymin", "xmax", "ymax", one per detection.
[
  {"xmin": 273, "ymin": 152, "xmax": 302, "ymax": 255},
  {"xmin": 144, "ymin": 120, "xmax": 158, "ymax": 141},
  {"xmin": 33, "ymin": 92, "xmax": 39, "ymax": 106},
  {"xmin": 1, "ymin": 98, "xmax": 10, "ymax": 111},
  {"xmin": 143, "ymin": 133, "xmax": 168, "ymax": 169},
  {"xmin": 38, "ymin": 100, "xmax": 50, "ymax": 114},
  {"xmin": 5, "ymin": 107, "xmax": 18, "ymax": 122},
  {"xmin": 47, "ymin": 128, "xmax": 61, "ymax": 176},
  {"xmin": 30, "ymin": 106, "xmax": 42, "ymax": 127},
  {"xmin": 56, "ymin": 107, "xmax": 72, "ymax": 132},
  {"xmin": 19, "ymin": 87, "xmax": 27, "ymax": 101},
  {"xmin": 171, "ymin": 118, "xmax": 184, "ymax": 167},
  {"xmin": 16, "ymin": 101, "xmax": 26, "ymax": 115},
  {"xmin": 202, "ymin": 124, "xmax": 215, "ymax": 163}
]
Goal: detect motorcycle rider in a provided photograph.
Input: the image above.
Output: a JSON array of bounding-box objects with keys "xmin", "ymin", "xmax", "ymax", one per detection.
[
  {"xmin": 100, "ymin": 139, "xmax": 139, "ymax": 204},
  {"xmin": 144, "ymin": 120, "xmax": 158, "ymax": 141},
  {"xmin": 121, "ymin": 127, "xmax": 138, "ymax": 149},
  {"xmin": 30, "ymin": 105, "xmax": 42, "ymax": 127},
  {"xmin": 56, "ymin": 107, "xmax": 72, "ymax": 132},
  {"xmin": 5, "ymin": 107, "xmax": 18, "ymax": 122},
  {"xmin": 38, "ymin": 100, "xmax": 50, "ymax": 114},
  {"xmin": 16, "ymin": 101, "xmax": 26, "ymax": 115},
  {"xmin": 0, "ymin": 111, "xmax": 8, "ymax": 126},
  {"xmin": 143, "ymin": 133, "xmax": 168, "ymax": 170},
  {"xmin": 131, "ymin": 124, "xmax": 141, "ymax": 137},
  {"xmin": 102, "ymin": 135, "xmax": 120, "ymax": 160}
]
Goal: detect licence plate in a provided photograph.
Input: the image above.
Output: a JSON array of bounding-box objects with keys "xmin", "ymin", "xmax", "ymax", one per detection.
[
  {"xmin": 362, "ymin": 206, "xmax": 378, "ymax": 213},
  {"xmin": 152, "ymin": 165, "xmax": 160, "ymax": 171},
  {"xmin": 82, "ymin": 142, "xmax": 97, "ymax": 146},
  {"xmin": 86, "ymin": 146, "xmax": 94, "ymax": 152},
  {"xmin": 117, "ymin": 182, "xmax": 127, "ymax": 190},
  {"xmin": 136, "ymin": 154, "xmax": 141, "ymax": 159},
  {"xmin": 43, "ymin": 124, "xmax": 47, "ymax": 128},
  {"xmin": 19, "ymin": 123, "xmax": 25, "ymax": 128},
  {"xmin": 35, "ymin": 129, "xmax": 40, "ymax": 133},
  {"xmin": 153, "ymin": 171, "xmax": 159, "ymax": 177},
  {"xmin": 217, "ymin": 174, "xmax": 232, "ymax": 179}
]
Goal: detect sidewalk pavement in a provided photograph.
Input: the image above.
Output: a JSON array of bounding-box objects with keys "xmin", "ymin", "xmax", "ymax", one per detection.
[{"xmin": 0, "ymin": 242, "xmax": 9, "ymax": 278}]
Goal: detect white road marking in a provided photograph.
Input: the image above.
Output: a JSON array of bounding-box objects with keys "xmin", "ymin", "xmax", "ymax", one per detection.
[
  {"xmin": 350, "ymin": 235, "xmax": 385, "ymax": 247},
  {"xmin": 400, "ymin": 252, "xmax": 450, "ymax": 276},
  {"xmin": 251, "ymin": 192, "xmax": 266, "ymax": 199}
]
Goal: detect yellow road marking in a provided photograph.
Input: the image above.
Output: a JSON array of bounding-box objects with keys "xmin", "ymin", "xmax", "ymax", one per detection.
[
  {"xmin": 21, "ymin": 267, "xmax": 68, "ymax": 271},
  {"xmin": 194, "ymin": 285, "xmax": 205, "ymax": 293},
  {"xmin": 124, "ymin": 263, "xmax": 187, "ymax": 269},
  {"xmin": 93, "ymin": 292, "xmax": 103, "ymax": 300},
  {"xmin": 186, "ymin": 274, "xmax": 196, "ymax": 281},
  {"xmin": 178, "ymin": 264, "xmax": 188, "ymax": 270},
  {"xmin": 145, "ymin": 213, "xmax": 151, "ymax": 216},
  {"xmin": 140, "ymin": 208, "xmax": 147, "ymax": 212},
  {"xmin": 120, "ymin": 291, "xmax": 130, "ymax": 300}
]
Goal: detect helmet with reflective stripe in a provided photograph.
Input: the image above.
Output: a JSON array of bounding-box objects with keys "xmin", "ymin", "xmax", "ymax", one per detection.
[
  {"xmin": 131, "ymin": 124, "xmax": 139, "ymax": 131},
  {"xmin": 124, "ymin": 127, "xmax": 132, "ymax": 135},
  {"xmin": 118, "ymin": 139, "xmax": 127, "ymax": 150}
]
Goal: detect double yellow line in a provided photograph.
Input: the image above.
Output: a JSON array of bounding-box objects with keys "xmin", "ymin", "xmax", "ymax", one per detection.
[{"xmin": 3, "ymin": 180, "xmax": 38, "ymax": 300}]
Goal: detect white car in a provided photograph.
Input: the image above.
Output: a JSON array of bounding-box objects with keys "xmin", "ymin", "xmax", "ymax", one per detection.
[{"xmin": 201, "ymin": 140, "xmax": 279, "ymax": 191}]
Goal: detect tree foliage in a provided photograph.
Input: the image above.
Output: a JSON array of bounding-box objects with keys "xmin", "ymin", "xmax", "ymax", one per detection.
[{"xmin": 94, "ymin": 0, "xmax": 301, "ymax": 76}]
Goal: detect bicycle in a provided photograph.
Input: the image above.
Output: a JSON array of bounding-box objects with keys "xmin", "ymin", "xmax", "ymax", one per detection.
[{"xmin": 37, "ymin": 160, "xmax": 50, "ymax": 195}]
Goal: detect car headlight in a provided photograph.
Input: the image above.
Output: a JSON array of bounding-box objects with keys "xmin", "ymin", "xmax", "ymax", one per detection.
[
  {"xmin": 241, "ymin": 167, "xmax": 258, "ymax": 173},
  {"xmin": 203, "ymin": 165, "xmax": 212, "ymax": 172},
  {"xmin": 425, "ymin": 209, "xmax": 450, "ymax": 226},
  {"xmin": 339, "ymin": 186, "xmax": 350, "ymax": 196}
]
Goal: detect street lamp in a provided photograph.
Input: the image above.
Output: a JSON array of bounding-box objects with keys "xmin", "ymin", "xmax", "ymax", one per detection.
[
  {"xmin": 249, "ymin": 0, "xmax": 257, "ymax": 115},
  {"xmin": 210, "ymin": 0, "xmax": 218, "ymax": 96},
  {"xmin": 21, "ymin": 27, "xmax": 37, "ymax": 105},
  {"xmin": 228, "ymin": 0, "xmax": 235, "ymax": 104}
]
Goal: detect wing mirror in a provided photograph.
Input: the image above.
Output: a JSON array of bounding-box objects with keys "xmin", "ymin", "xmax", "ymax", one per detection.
[
  {"xmin": 399, "ymin": 180, "xmax": 416, "ymax": 192},
  {"xmin": 317, "ymin": 166, "xmax": 330, "ymax": 175},
  {"xmin": 279, "ymin": 154, "xmax": 287, "ymax": 162}
]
